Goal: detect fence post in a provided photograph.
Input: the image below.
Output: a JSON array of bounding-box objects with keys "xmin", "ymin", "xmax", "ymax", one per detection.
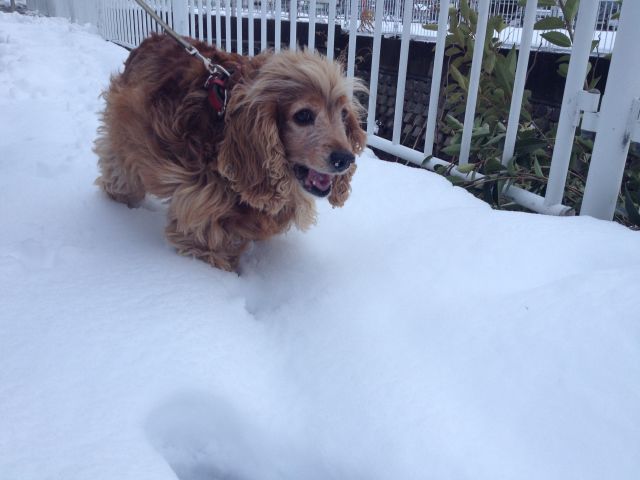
[
  {"xmin": 458, "ymin": 0, "xmax": 491, "ymax": 165},
  {"xmin": 581, "ymin": 0, "xmax": 640, "ymax": 220},
  {"xmin": 543, "ymin": 0, "xmax": 599, "ymax": 208},
  {"xmin": 171, "ymin": 0, "xmax": 188, "ymax": 35}
]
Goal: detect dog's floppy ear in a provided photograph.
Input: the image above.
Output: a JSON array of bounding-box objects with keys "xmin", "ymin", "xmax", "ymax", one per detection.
[
  {"xmin": 218, "ymin": 83, "xmax": 292, "ymax": 214},
  {"xmin": 329, "ymin": 162, "xmax": 356, "ymax": 207},
  {"xmin": 329, "ymin": 98, "xmax": 365, "ymax": 208},
  {"xmin": 344, "ymin": 103, "xmax": 367, "ymax": 155}
]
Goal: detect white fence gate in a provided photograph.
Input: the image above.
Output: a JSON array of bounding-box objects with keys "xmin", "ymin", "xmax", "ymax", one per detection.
[{"xmin": 24, "ymin": 0, "xmax": 640, "ymax": 221}]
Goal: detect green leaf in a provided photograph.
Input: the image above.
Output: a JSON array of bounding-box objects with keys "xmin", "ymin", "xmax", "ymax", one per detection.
[
  {"xmin": 472, "ymin": 124, "xmax": 491, "ymax": 138},
  {"xmin": 456, "ymin": 163, "xmax": 477, "ymax": 174},
  {"xmin": 493, "ymin": 56, "xmax": 514, "ymax": 95},
  {"xmin": 459, "ymin": 0, "xmax": 471, "ymax": 24},
  {"xmin": 450, "ymin": 64, "xmax": 469, "ymax": 92},
  {"xmin": 423, "ymin": 24, "xmax": 439, "ymax": 31},
  {"xmin": 484, "ymin": 157, "xmax": 506, "ymax": 174},
  {"xmin": 588, "ymin": 75, "xmax": 601, "ymax": 90},
  {"xmin": 484, "ymin": 51, "xmax": 496, "ymax": 74},
  {"xmin": 506, "ymin": 47, "xmax": 517, "ymax": 75},
  {"xmin": 484, "ymin": 133, "xmax": 506, "ymax": 147},
  {"xmin": 541, "ymin": 31, "xmax": 572, "ymax": 48},
  {"xmin": 562, "ymin": 0, "xmax": 580, "ymax": 23},
  {"xmin": 469, "ymin": 10, "xmax": 478, "ymax": 30},
  {"xmin": 433, "ymin": 164, "xmax": 447, "ymax": 175},
  {"xmin": 533, "ymin": 157, "xmax": 545, "ymax": 178},
  {"xmin": 557, "ymin": 62, "xmax": 569, "ymax": 77},
  {"xmin": 536, "ymin": 0, "xmax": 557, "ymax": 7},
  {"xmin": 515, "ymin": 137, "xmax": 549, "ymax": 155},
  {"xmin": 445, "ymin": 114, "xmax": 464, "ymax": 130},
  {"xmin": 445, "ymin": 46, "xmax": 463, "ymax": 57},
  {"xmin": 487, "ymin": 15, "xmax": 505, "ymax": 35},
  {"xmin": 442, "ymin": 143, "xmax": 462, "ymax": 155},
  {"xmin": 533, "ymin": 17, "xmax": 565, "ymax": 30}
]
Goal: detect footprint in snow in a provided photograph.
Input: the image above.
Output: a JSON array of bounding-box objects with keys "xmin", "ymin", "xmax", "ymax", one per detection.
[
  {"xmin": 145, "ymin": 392, "xmax": 341, "ymax": 480},
  {"xmin": 145, "ymin": 394, "xmax": 251, "ymax": 480}
]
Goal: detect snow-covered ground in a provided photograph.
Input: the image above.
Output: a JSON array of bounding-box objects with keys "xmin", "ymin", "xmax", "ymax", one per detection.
[{"xmin": 1, "ymin": 11, "xmax": 639, "ymax": 480}]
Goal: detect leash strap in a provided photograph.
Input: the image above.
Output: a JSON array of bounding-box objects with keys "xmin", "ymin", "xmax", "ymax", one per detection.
[{"xmin": 132, "ymin": 0, "xmax": 230, "ymax": 116}]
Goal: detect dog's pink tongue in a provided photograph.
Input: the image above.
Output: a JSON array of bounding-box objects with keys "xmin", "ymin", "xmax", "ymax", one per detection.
[{"xmin": 306, "ymin": 169, "xmax": 332, "ymax": 191}]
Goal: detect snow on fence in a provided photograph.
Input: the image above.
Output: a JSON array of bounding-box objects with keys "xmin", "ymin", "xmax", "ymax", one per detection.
[{"xmin": 24, "ymin": 0, "xmax": 640, "ymax": 221}]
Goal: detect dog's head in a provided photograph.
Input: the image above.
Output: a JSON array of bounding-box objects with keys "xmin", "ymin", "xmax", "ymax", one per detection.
[{"xmin": 218, "ymin": 50, "xmax": 367, "ymax": 214}]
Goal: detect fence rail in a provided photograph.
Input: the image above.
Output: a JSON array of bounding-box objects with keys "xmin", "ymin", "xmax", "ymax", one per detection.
[{"xmin": 24, "ymin": 0, "xmax": 640, "ymax": 222}]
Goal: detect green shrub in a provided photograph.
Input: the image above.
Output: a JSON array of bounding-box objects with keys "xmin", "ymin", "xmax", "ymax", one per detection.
[{"xmin": 424, "ymin": 0, "xmax": 640, "ymax": 227}]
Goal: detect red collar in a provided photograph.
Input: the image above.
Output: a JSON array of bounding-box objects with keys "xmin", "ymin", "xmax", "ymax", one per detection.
[{"xmin": 204, "ymin": 64, "xmax": 231, "ymax": 117}]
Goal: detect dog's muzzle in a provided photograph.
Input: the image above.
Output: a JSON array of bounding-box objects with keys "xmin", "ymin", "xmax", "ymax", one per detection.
[{"xmin": 293, "ymin": 151, "xmax": 355, "ymax": 198}]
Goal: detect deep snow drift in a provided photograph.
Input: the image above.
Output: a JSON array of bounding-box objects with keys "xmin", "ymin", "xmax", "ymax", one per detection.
[{"xmin": 1, "ymin": 11, "xmax": 639, "ymax": 480}]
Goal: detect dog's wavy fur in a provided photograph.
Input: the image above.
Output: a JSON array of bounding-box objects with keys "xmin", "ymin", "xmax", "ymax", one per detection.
[{"xmin": 94, "ymin": 34, "xmax": 366, "ymax": 271}]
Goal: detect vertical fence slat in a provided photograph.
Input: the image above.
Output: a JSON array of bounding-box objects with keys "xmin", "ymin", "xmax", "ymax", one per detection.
[
  {"xmin": 121, "ymin": 0, "xmax": 128, "ymax": 46},
  {"xmin": 275, "ymin": 0, "xmax": 281, "ymax": 52},
  {"xmin": 172, "ymin": 0, "xmax": 188, "ymax": 35},
  {"xmin": 346, "ymin": 0, "xmax": 358, "ymax": 83},
  {"xmin": 116, "ymin": 0, "xmax": 123, "ymax": 45},
  {"xmin": 248, "ymin": 0, "xmax": 254, "ymax": 56},
  {"xmin": 308, "ymin": 0, "xmax": 316, "ymax": 51},
  {"xmin": 140, "ymin": 4, "xmax": 146, "ymax": 41},
  {"xmin": 544, "ymin": 0, "xmax": 600, "ymax": 207},
  {"xmin": 501, "ymin": 0, "xmax": 537, "ymax": 165},
  {"xmin": 166, "ymin": 1, "xmax": 171, "ymax": 33},
  {"xmin": 391, "ymin": 0, "xmax": 414, "ymax": 144},
  {"xmin": 207, "ymin": 0, "xmax": 212, "ymax": 44},
  {"xmin": 215, "ymin": 0, "xmax": 222, "ymax": 48},
  {"xmin": 196, "ymin": 0, "xmax": 203, "ymax": 40},
  {"xmin": 424, "ymin": 0, "xmax": 450, "ymax": 157},
  {"xmin": 236, "ymin": 0, "xmax": 243, "ymax": 54},
  {"xmin": 189, "ymin": 0, "xmax": 195, "ymax": 37},
  {"xmin": 134, "ymin": 4, "xmax": 141, "ymax": 45},
  {"xmin": 155, "ymin": 0, "xmax": 161, "ymax": 33},
  {"xmin": 225, "ymin": 0, "xmax": 232, "ymax": 52},
  {"xmin": 327, "ymin": 0, "xmax": 335, "ymax": 60},
  {"xmin": 581, "ymin": 0, "xmax": 640, "ymax": 219},
  {"xmin": 289, "ymin": 0, "xmax": 297, "ymax": 50},
  {"xmin": 366, "ymin": 0, "xmax": 385, "ymax": 136},
  {"xmin": 458, "ymin": 0, "xmax": 491, "ymax": 165},
  {"xmin": 106, "ymin": 0, "xmax": 113, "ymax": 40},
  {"xmin": 260, "ymin": 0, "xmax": 266, "ymax": 51},
  {"xmin": 126, "ymin": 0, "xmax": 133, "ymax": 47}
]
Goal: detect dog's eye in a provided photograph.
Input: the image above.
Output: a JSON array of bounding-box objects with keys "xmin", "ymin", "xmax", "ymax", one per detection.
[
  {"xmin": 341, "ymin": 108, "xmax": 349, "ymax": 122},
  {"xmin": 293, "ymin": 109, "xmax": 315, "ymax": 126}
]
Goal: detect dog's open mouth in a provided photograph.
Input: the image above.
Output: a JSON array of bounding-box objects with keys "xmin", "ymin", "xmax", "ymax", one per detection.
[{"xmin": 293, "ymin": 165, "xmax": 333, "ymax": 197}]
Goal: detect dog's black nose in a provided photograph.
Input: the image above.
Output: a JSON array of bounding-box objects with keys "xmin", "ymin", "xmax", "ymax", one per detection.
[{"xmin": 329, "ymin": 150, "xmax": 355, "ymax": 172}]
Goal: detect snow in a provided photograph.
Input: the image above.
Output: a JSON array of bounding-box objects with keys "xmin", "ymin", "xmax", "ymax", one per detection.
[{"xmin": 1, "ymin": 11, "xmax": 639, "ymax": 480}]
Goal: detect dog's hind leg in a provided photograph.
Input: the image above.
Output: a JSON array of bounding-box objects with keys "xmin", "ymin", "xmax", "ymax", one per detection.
[{"xmin": 94, "ymin": 135, "xmax": 146, "ymax": 208}]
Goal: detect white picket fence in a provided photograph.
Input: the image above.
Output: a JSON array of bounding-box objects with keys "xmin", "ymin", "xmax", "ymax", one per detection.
[{"xmin": 24, "ymin": 0, "xmax": 640, "ymax": 221}]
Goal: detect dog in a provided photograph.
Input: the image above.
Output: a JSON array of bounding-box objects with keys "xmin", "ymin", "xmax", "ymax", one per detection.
[{"xmin": 94, "ymin": 34, "xmax": 367, "ymax": 271}]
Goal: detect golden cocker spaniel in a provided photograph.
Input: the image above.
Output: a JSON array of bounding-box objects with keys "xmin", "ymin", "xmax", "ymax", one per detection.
[{"xmin": 94, "ymin": 34, "xmax": 366, "ymax": 271}]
